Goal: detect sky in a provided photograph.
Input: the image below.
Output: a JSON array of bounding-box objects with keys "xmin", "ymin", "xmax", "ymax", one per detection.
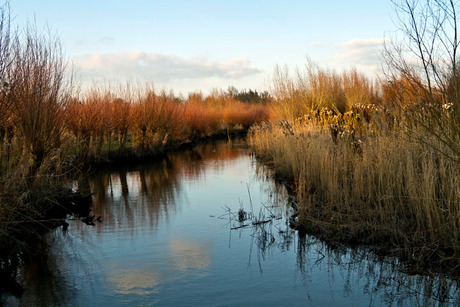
[{"xmin": 12, "ymin": 0, "xmax": 394, "ymax": 95}]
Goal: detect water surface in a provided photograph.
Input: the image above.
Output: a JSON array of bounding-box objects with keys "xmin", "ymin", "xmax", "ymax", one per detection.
[{"xmin": 5, "ymin": 139, "xmax": 460, "ymax": 306}]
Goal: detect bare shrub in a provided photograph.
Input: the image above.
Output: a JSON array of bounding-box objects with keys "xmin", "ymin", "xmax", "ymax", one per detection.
[
  {"xmin": 8, "ymin": 24, "xmax": 72, "ymax": 177},
  {"xmin": 384, "ymin": 0, "xmax": 460, "ymax": 161}
]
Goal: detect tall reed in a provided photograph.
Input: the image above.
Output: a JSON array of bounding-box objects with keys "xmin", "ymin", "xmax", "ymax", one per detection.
[
  {"xmin": 251, "ymin": 63, "xmax": 460, "ymax": 274},
  {"xmin": 271, "ymin": 62, "xmax": 380, "ymax": 120}
]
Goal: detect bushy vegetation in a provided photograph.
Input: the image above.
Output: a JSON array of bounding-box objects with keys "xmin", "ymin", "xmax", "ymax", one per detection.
[
  {"xmin": 61, "ymin": 87, "xmax": 269, "ymax": 164},
  {"xmin": 250, "ymin": 103, "xmax": 460, "ymax": 274}
]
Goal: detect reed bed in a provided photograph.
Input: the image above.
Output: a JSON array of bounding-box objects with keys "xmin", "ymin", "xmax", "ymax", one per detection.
[{"xmin": 250, "ymin": 64, "xmax": 460, "ymax": 276}]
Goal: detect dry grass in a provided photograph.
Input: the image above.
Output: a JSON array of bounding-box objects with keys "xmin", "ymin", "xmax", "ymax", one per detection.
[
  {"xmin": 8, "ymin": 24, "xmax": 71, "ymax": 178},
  {"xmin": 185, "ymin": 100, "xmax": 222, "ymax": 137},
  {"xmin": 251, "ymin": 117, "xmax": 460, "ymax": 273},
  {"xmin": 271, "ymin": 63, "xmax": 380, "ymax": 120},
  {"xmin": 223, "ymin": 101, "xmax": 269, "ymax": 129},
  {"xmin": 250, "ymin": 63, "xmax": 460, "ymax": 275}
]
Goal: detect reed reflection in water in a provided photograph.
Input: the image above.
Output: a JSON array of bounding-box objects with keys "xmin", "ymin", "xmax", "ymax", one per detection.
[{"xmin": 4, "ymin": 139, "xmax": 460, "ymax": 306}]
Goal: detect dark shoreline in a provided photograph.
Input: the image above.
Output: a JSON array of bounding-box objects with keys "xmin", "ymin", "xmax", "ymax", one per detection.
[{"xmin": 80, "ymin": 129, "xmax": 248, "ymax": 172}]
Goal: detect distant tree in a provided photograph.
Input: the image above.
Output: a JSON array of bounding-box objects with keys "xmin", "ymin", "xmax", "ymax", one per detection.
[
  {"xmin": 227, "ymin": 86, "xmax": 239, "ymax": 98},
  {"xmin": 227, "ymin": 86, "xmax": 272, "ymax": 104}
]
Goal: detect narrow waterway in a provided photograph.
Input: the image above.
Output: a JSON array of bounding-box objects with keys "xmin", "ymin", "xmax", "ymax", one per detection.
[{"xmin": 5, "ymin": 139, "xmax": 459, "ymax": 306}]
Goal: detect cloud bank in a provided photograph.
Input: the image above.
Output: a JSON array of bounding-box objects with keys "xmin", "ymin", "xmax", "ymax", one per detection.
[
  {"xmin": 333, "ymin": 38, "xmax": 388, "ymax": 75},
  {"xmin": 73, "ymin": 51, "xmax": 261, "ymax": 83}
]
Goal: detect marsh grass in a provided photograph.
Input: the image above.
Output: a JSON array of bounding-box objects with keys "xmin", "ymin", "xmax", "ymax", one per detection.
[
  {"xmin": 249, "ymin": 61, "xmax": 460, "ymax": 276},
  {"xmin": 250, "ymin": 119, "xmax": 460, "ymax": 274},
  {"xmin": 271, "ymin": 62, "xmax": 380, "ymax": 120},
  {"xmin": 251, "ymin": 104, "xmax": 460, "ymax": 277}
]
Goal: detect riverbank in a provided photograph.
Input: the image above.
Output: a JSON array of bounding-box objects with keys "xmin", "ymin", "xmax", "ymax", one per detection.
[
  {"xmin": 80, "ymin": 128, "xmax": 248, "ymax": 171},
  {"xmin": 0, "ymin": 184, "xmax": 92, "ymax": 296},
  {"xmin": 249, "ymin": 119, "xmax": 460, "ymax": 278}
]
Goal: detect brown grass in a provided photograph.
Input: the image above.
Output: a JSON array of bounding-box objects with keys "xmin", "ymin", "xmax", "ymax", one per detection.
[
  {"xmin": 250, "ymin": 64, "xmax": 460, "ymax": 275},
  {"xmin": 271, "ymin": 62, "xmax": 380, "ymax": 120}
]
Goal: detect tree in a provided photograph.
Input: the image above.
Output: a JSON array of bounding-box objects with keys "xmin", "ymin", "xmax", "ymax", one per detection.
[{"xmin": 385, "ymin": 0, "xmax": 460, "ymax": 160}]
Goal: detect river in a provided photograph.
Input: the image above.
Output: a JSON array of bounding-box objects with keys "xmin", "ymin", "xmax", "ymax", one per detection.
[{"xmin": 4, "ymin": 139, "xmax": 459, "ymax": 306}]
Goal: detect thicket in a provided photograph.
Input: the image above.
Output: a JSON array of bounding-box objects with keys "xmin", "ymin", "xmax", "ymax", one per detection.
[{"xmin": 62, "ymin": 87, "xmax": 269, "ymax": 164}]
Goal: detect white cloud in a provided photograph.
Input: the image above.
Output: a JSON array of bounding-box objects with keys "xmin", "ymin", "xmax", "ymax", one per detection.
[
  {"xmin": 332, "ymin": 38, "xmax": 388, "ymax": 76},
  {"xmin": 72, "ymin": 51, "xmax": 261, "ymax": 84}
]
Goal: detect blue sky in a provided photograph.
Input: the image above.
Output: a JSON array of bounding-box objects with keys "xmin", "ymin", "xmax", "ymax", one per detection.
[{"xmin": 13, "ymin": 0, "xmax": 394, "ymax": 95}]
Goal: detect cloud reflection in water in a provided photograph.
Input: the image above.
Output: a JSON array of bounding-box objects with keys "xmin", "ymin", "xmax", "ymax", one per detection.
[
  {"xmin": 170, "ymin": 239, "xmax": 211, "ymax": 272},
  {"xmin": 108, "ymin": 268, "xmax": 160, "ymax": 296}
]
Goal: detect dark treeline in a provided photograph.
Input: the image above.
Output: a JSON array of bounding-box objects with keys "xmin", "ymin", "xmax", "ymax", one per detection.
[{"xmin": 227, "ymin": 86, "xmax": 272, "ymax": 104}]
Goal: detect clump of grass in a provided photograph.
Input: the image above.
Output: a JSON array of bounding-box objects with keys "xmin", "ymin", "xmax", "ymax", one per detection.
[{"xmin": 185, "ymin": 100, "xmax": 222, "ymax": 137}]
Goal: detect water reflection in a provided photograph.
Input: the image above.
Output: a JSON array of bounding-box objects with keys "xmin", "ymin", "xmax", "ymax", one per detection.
[
  {"xmin": 235, "ymin": 215, "xmax": 460, "ymax": 306},
  {"xmin": 18, "ymin": 249, "xmax": 71, "ymax": 306},
  {"xmin": 73, "ymin": 142, "xmax": 249, "ymax": 231},
  {"xmin": 294, "ymin": 234, "xmax": 460, "ymax": 306},
  {"xmin": 3, "ymin": 139, "xmax": 460, "ymax": 306},
  {"xmin": 170, "ymin": 239, "xmax": 211, "ymax": 271},
  {"xmin": 108, "ymin": 267, "xmax": 160, "ymax": 296}
]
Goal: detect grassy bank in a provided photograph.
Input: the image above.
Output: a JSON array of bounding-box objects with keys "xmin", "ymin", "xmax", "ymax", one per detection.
[
  {"xmin": 63, "ymin": 87, "xmax": 269, "ymax": 168},
  {"xmin": 250, "ymin": 63, "xmax": 460, "ymax": 277},
  {"xmin": 250, "ymin": 119, "xmax": 460, "ymax": 274}
]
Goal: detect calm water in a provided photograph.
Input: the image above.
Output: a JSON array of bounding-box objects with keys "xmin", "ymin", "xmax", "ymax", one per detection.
[{"xmin": 4, "ymin": 139, "xmax": 460, "ymax": 306}]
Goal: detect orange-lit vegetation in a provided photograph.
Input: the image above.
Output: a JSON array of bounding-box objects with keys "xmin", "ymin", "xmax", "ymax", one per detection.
[
  {"xmin": 270, "ymin": 63, "xmax": 381, "ymax": 120},
  {"xmin": 250, "ymin": 61, "xmax": 460, "ymax": 275},
  {"xmin": 2, "ymin": 78, "xmax": 270, "ymax": 176},
  {"xmin": 60, "ymin": 86, "xmax": 270, "ymax": 164},
  {"xmin": 1, "ymin": 82, "xmax": 270, "ymax": 183}
]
